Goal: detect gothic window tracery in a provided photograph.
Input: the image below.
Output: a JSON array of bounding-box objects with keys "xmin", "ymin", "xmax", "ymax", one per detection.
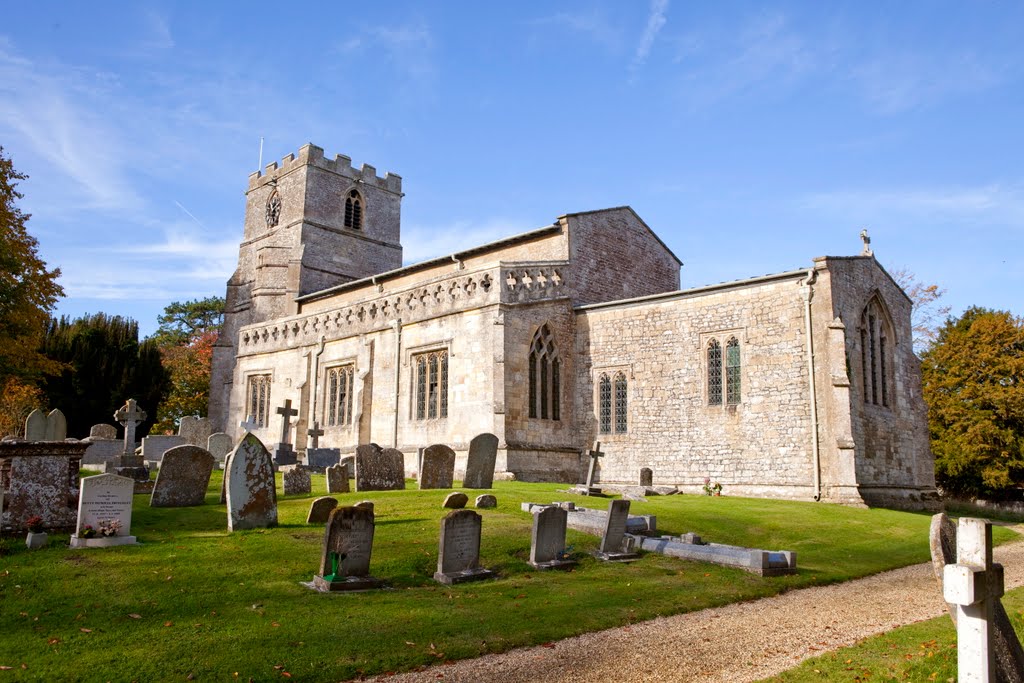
[
  {"xmin": 860, "ymin": 297, "xmax": 894, "ymax": 408},
  {"xmin": 325, "ymin": 365, "xmax": 354, "ymax": 426},
  {"xmin": 528, "ymin": 324, "xmax": 560, "ymax": 421},
  {"xmin": 344, "ymin": 189, "xmax": 363, "ymax": 230},
  {"xmin": 725, "ymin": 337, "xmax": 741, "ymax": 405},
  {"xmin": 707, "ymin": 339, "xmax": 722, "ymax": 405},
  {"xmin": 598, "ymin": 371, "xmax": 628, "ymax": 434},
  {"xmin": 414, "ymin": 349, "xmax": 448, "ymax": 420},
  {"xmin": 708, "ymin": 336, "xmax": 741, "ymax": 406},
  {"xmin": 265, "ymin": 191, "xmax": 281, "ymax": 228},
  {"xmin": 246, "ymin": 374, "xmax": 272, "ymax": 427}
]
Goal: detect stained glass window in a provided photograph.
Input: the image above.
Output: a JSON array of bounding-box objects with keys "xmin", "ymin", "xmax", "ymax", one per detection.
[
  {"xmin": 416, "ymin": 356, "xmax": 427, "ymax": 419},
  {"xmin": 325, "ymin": 365, "xmax": 354, "ymax": 426},
  {"xmin": 725, "ymin": 337, "xmax": 741, "ymax": 405},
  {"xmin": 614, "ymin": 372, "xmax": 628, "ymax": 433},
  {"xmin": 413, "ymin": 350, "xmax": 448, "ymax": 420},
  {"xmin": 552, "ymin": 359, "xmax": 560, "ymax": 421},
  {"xmin": 599, "ymin": 374, "xmax": 611, "ymax": 434},
  {"xmin": 707, "ymin": 339, "xmax": 722, "ymax": 406}
]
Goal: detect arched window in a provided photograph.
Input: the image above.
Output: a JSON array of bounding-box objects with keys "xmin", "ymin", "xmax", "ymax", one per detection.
[
  {"xmin": 528, "ymin": 325, "xmax": 560, "ymax": 420},
  {"xmin": 860, "ymin": 297, "xmax": 894, "ymax": 408},
  {"xmin": 725, "ymin": 337, "xmax": 741, "ymax": 405},
  {"xmin": 325, "ymin": 365, "xmax": 354, "ymax": 426},
  {"xmin": 247, "ymin": 374, "xmax": 272, "ymax": 427},
  {"xmin": 265, "ymin": 191, "xmax": 281, "ymax": 228},
  {"xmin": 598, "ymin": 374, "xmax": 612, "ymax": 434},
  {"xmin": 707, "ymin": 339, "xmax": 722, "ymax": 405},
  {"xmin": 344, "ymin": 189, "xmax": 363, "ymax": 230},
  {"xmin": 614, "ymin": 372, "xmax": 628, "ymax": 433},
  {"xmin": 413, "ymin": 349, "xmax": 448, "ymax": 420}
]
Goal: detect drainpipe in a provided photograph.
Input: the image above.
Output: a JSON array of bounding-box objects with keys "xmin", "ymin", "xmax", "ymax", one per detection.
[
  {"xmin": 800, "ymin": 269, "xmax": 821, "ymax": 501},
  {"xmin": 391, "ymin": 318, "xmax": 402, "ymax": 448},
  {"xmin": 310, "ymin": 336, "xmax": 326, "ymax": 426}
]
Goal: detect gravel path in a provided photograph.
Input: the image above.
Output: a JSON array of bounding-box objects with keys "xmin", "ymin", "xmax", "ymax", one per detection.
[{"xmin": 368, "ymin": 532, "xmax": 1024, "ymax": 683}]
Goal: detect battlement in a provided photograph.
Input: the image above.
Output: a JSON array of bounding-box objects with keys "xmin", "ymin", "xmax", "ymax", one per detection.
[{"xmin": 247, "ymin": 143, "xmax": 402, "ymax": 194}]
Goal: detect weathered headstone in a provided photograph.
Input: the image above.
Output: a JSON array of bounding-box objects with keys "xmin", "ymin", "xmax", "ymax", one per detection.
[
  {"xmin": 443, "ymin": 492, "xmax": 468, "ymax": 509},
  {"xmin": 225, "ymin": 433, "xmax": 278, "ymax": 531},
  {"xmin": 0, "ymin": 439, "xmax": 86, "ymax": 531},
  {"xmin": 529, "ymin": 505, "xmax": 576, "ymax": 570},
  {"xmin": 326, "ymin": 463, "xmax": 350, "ymax": 493},
  {"xmin": 354, "ymin": 500, "xmax": 374, "ymax": 512},
  {"xmin": 283, "ymin": 466, "xmax": 312, "ymax": 495},
  {"xmin": 475, "ymin": 494, "xmax": 497, "ymax": 509},
  {"xmin": 433, "ymin": 509, "xmax": 494, "ymax": 585},
  {"xmin": 178, "ymin": 415, "xmax": 212, "ymax": 447},
  {"xmin": 45, "ymin": 409, "xmax": 67, "ymax": 441},
  {"xmin": 306, "ymin": 447, "xmax": 341, "ymax": 469},
  {"xmin": 24, "ymin": 409, "xmax": 47, "ymax": 441},
  {"xmin": 639, "ymin": 467, "xmax": 653, "ymax": 487},
  {"xmin": 355, "ymin": 444, "xmax": 405, "ymax": 491},
  {"xmin": 272, "ymin": 399, "xmax": 299, "ymax": 466},
  {"xmin": 70, "ymin": 474, "xmax": 137, "ymax": 547},
  {"xmin": 583, "ymin": 442, "xmax": 604, "ymax": 496},
  {"xmin": 309, "ymin": 506, "xmax": 383, "ymax": 591},
  {"xmin": 931, "ymin": 513, "xmax": 1024, "ymax": 682},
  {"xmin": 418, "ymin": 444, "xmax": 455, "ymax": 489},
  {"xmin": 219, "ymin": 449, "xmax": 233, "ymax": 504},
  {"xmin": 150, "ymin": 445, "xmax": 214, "ymax": 507},
  {"xmin": 90, "ymin": 424, "xmax": 118, "ymax": 440},
  {"xmin": 141, "ymin": 435, "xmax": 187, "ymax": 462},
  {"xmin": 207, "ymin": 433, "xmax": 233, "ymax": 462},
  {"xmin": 307, "ymin": 496, "xmax": 338, "ymax": 524},
  {"xmin": 463, "ymin": 432, "xmax": 499, "ymax": 489},
  {"xmin": 340, "ymin": 455, "xmax": 354, "ymax": 473},
  {"xmin": 594, "ymin": 499, "xmax": 638, "ymax": 561}
]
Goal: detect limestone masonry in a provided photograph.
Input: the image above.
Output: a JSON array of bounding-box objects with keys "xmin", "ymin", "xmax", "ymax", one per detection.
[{"xmin": 210, "ymin": 143, "xmax": 936, "ymax": 509}]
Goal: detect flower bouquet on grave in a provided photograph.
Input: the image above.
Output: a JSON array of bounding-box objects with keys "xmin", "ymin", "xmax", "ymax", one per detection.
[
  {"xmin": 25, "ymin": 516, "xmax": 44, "ymax": 533},
  {"xmin": 97, "ymin": 519, "xmax": 122, "ymax": 537},
  {"xmin": 81, "ymin": 525, "xmax": 97, "ymax": 539}
]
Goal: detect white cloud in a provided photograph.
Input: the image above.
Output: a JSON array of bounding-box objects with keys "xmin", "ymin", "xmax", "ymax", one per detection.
[{"xmin": 632, "ymin": 0, "xmax": 669, "ymax": 69}]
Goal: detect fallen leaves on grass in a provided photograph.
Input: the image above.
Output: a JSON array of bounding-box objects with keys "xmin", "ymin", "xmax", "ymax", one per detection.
[
  {"xmin": 128, "ymin": 613, "xmax": 142, "ymax": 619},
  {"xmin": 79, "ymin": 628, "xmax": 92, "ymax": 633},
  {"xmin": 46, "ymin": 638, "xmax": 61, "ymax": 645}
]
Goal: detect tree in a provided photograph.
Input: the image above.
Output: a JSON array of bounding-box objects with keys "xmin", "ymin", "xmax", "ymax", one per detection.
[
  {"xmin": 0, "ymin": 146, "xmax": 64, "ymax": 384},
  {"xmin": 891, "ymin": 268, "xmax": 951, "ymax": 355},
  {"xmin": 0, "ymin": 377, "xmax": 45, "ymax": 438},
  {"xmin": 40, "ymin": 313, "xmax": 169, "ymax": 438},
  {"xmin": 922, "ymin": 307, "xmax": 1024, "ymax": 499},
  {"xmin": 150, "ymin": 297, "xmax": 224, "ymax": 433}
]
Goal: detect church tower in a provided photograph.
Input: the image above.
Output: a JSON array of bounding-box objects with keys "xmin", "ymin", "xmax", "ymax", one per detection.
[{"xmin": 209, "ymin": 143, "xmax": 404, "ymax": 430}]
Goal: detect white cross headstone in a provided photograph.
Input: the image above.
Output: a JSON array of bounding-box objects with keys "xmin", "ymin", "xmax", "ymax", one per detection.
[
  {"xmin": 114, "ymin": 399, "xmax": 147, "ymax": 457},
  {"xmin": 943, "ymin": 517, "xmax": 1004, "ymax": 682},
  {"xmin": 240, "ymin": 415, "xmax": 259, "ymax": 432},
  {"xmin": 276, "ymin": 400, "xmax": 298, "ymax": 445}
]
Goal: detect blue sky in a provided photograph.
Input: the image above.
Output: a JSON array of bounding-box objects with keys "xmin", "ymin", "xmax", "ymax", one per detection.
[{"xmin": 2, "ymin": 2, "xmax": 1022, "ymax": 337}]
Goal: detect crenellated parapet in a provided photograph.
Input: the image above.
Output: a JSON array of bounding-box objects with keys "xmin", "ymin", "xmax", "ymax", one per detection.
[{"xmin": 247, "ymin": 143, "xmax": 402, "ymax": 195}]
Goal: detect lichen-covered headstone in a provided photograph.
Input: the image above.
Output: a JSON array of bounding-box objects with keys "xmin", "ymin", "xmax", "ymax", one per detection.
[
  {"xmin": 418, "ymin": 444, "xmax": 455, "ymax": 489},
  {"xmin": 307, "ymin": 496, "xmax": 338, "ymax": 524},
  {"xmin": 178, "ymin": 416, "xmax": 211, "ymax": 447},
  {"xmin": 326, "ymin": 463, "xmax": 350, "ymax": 493},
  {"xmin": 530, "ymin": 505, "xmax": 576, "ymax": 570},
  {"xmin": 463, "ymin": 433, "xmax": 498, "ymax": 489},
  {"xmin": 310, "ymin": 506, "xmax": 383, "ymax": 591},
  {"xmin": 355, "ymin": 444, "xmax": 405, "ymax": 491},
  {"xmin": 24, "ymin": 409, "xmax": 47, "ymax": 441},
  {"xmin": 283, "ymin": 466, "xmax": 312, "ymax": 495},
  {"xmin": 434, "ymin": 509, "xmax": 494, "ymax": 585},
  {"xmin": 443, "ymin": 492, "xmax": 468, "ymax": 509},
  {"xmin": 150, "ymin": 445, "xmax": 214, "ymax": 507},
  {"xmin": 225, "ymin": 433, "xmax": 278, "ymax": 531},
  {"xmin": 90, "ymin": 424, "xmax": 118, "ymax": 440},
  {"xmin": 475, "ymin": 494, "xmax": 497, "ymax": 509}
]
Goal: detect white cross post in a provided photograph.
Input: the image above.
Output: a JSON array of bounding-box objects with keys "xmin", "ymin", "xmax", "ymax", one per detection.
[
  {"xmin": 307, "ymin": 422, "xmax": 324, "ymax": 449},
  {"xmin": 585, "ymin": 441, "xmax": 604, "ymax": 493},
  {"xmin": 276, "ymin": 399, "xmax": 299, "ymax": 445},
  {"xmin": 943, "ymin": 517, "xmax": 1004, "ymax": 682},
  {"xmin": 239, "ymin": 415, "xmax": 259, "ymax": 432},
  {"xmin": 113, "ymin": 398, "xmax": 147, "ymax": 457}
]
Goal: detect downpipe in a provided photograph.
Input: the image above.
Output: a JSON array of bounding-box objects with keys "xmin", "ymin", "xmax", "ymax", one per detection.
[{"xmin": 800, "ymin": 269, "xmax": 821, "ymax": 502}]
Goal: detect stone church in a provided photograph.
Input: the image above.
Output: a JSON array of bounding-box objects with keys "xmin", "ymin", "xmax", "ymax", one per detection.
[{"xmin": 210, "ymin": 143, "xmax": 937, "ymax": 509}]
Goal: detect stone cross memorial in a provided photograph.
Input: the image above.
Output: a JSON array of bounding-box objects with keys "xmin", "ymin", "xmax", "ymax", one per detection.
[
  {"xmin": 418, "ymin": 444, "xmax": 455, "ymax": 489},
  {"xmin": 309, "ymin": 506, "xmax": 383, "ymax": 592},
  {"xmin": 355, "ymin": 444, "xmax": 405, "ymax": 491},
  {"xmin": 595, "ymin": 499, "xmax": 638, "ymax": 561},
  {"xmin": 463, "ymin": 433, "xmax": 499, "ymax": 489},
  {"xmin": 584, "ymin": 442, "xmax": 604, "ymax": 495},
  {"xmin": 70, "ymin": 474, "xmax": 137, "ymax": 548},
  {"xmin": 433, "ymin": 509, "xmax": 495, "ymax": 585},
  {"xmin": 225, "ymin": 433, "xmax": 278, "ymax": 531},
  {"xmin": 239, "ymin": 415, "xmax": 259, "ymax": 433},
  {"xmin": 150, "ymin": 445, "xmax": 214, "ymax": 507},
  {"xmin": 110, "ymin": 399, "xmax": 150, "ymax": 484},
  {"xmin": 307, "ymin": 422, "xmax": 324, "ymax": 449},
  {"xmin": 272, "ymin": 400, "xmax": 299, "ymax": 465},
  {"xmin": 529, "ymin": 505, "xmax": 576, "ymax": 570}
]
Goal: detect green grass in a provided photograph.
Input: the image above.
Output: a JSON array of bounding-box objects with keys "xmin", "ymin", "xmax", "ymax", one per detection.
[
  {"xmin": 763, "ymin": 587, "xmax": 1024, "ymax": 681},
  {"xmin": 0, "ymin": 476, "xmax": 1017, "ymax": 681}
]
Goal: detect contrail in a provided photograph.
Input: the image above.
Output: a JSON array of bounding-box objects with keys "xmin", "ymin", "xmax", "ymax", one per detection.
[{"xmin": 174, "ymin": 200, "xmax": 206, "ymax": 229}]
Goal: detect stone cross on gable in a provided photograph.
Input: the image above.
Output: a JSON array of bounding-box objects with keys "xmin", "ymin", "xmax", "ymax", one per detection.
[
  {"xmin": 943, "ymin": 517, "xmax": 1005, "ymax": 681},
  {"xmin": 240, "ymin": 415, "xmax": 259, "ymax": 433},
  {"xmin": 307, "ymin": 422, "xmax": 325, "ymax": 449},
  {"xmin": 585, "ymin": 441, "xmax": 604, "ymax": 493},
  {"xmin": 114, "ymin": 399, "xmax": 147, "ymax": 456},
  {"xmin": 276, "ymin": 399, "xmax": 299, "ymax": 445},
  {"xmin": 859, "ymin": 228, "xmax": 873, "ymax": 257}
]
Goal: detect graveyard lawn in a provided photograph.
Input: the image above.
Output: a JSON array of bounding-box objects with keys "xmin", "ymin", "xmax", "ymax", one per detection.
[
  {"xmin": 0, "ymin": 479, "xmax": 1018, "ymax": 681},
  {"xmin": 764, "ymin": 585, "xmax": 1024, "ymax": 681}
]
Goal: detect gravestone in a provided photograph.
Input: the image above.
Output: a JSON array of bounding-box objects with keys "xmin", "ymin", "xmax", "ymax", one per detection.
[
  {"xmin": 70, "ymin": 474, "xmax": 137, "ymax": 547},
  {"xmin": 582, "ymin": 442, "xmax": 604, "ymax": 496},
  {"xmin": 272, "ymin": 399, "xmax": 299, "ymax": 466},
  {"xmin": 433, "ymin": 509, "xmax": 494, "ymax": 585},
  {"xmin": 930, "ymin": 513, "xmax": 1024, "ymax": 682},
  {"xmin": 463, "ymin": 433, "xmax": 499, "ymax": 489},
  {"xmin": 219, "ymin": 449, "xmax": 233, "ymax": 504},
  {"xmin": 141, "ymin": 435, "xmax": 187, "ymax": 462},
  {"xmin": 475, "ymin": 494, "xmax": 497, "ymax": 509},
  {"xmin": 418, "ymin": 444, "xmax": 455, "ymax": 489},
  {"xmin": 355, "ymin": 444, "xmax": 405, "ymax": 491},
  {"xmin": 309, "ymin": 506, "xmax": 383, "ymax": 591},
  {"xmin": 45, "ymin": 409, "xmax": 67, "ymax": 441},
  {"xmin": 443, "ymin": 492, "xmax": 468, "ymax": 509},
  {"xmin": 354, "ymin": 500, "xmax": 374, "ymax": 512},
  {"xmin": 150, "ymin": 445, "xmax": 214, "ymax": 507},
  {"xmin": 90, "ymin": 424, "xmax": 118, "ymax": 440},
  {"xmin": 307, "ymin": 497, "xmax": 338, "ymax": 524},
  {"xmin": 24, "ymin": 409, "xmax": 47, "ymax": 441},
  {"xmin": 178, "ymin": 416, "xmax": 211, "ymax": 447},
  {"xmin": 340, "ymin": 455, "xmax": 354, "ymax": 473},
  {"xmin": 594, "ymin": 499, "xmax": 638, "ymax": 561},
  {"xmin": 0, "ymin": 438, "xmax": 85, "ymax": 531},
  {"xmin": 326, "ymin": 463, "xmax": 350, "ymax": 493},
  {"xmin": 529, "ymin": 505, "xmax": 576, "ymax": 570},
  {"xmin": 283, "ymin": 466, "xmax": 312, "ymax": 495},
  {"xmin": 639, "ymin": 467, "xmax": 653, "ymax": 487},
  {"xmin": 225, "ymin": 433, "xmax": 278, "ymax": 531},
  {"xmin": 207, "ymin": 433, "xmax": 233, "ymax": 463},
  {"xmin": 306, "ymin": 447, "xmax": 341, "ymax": 469}
]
